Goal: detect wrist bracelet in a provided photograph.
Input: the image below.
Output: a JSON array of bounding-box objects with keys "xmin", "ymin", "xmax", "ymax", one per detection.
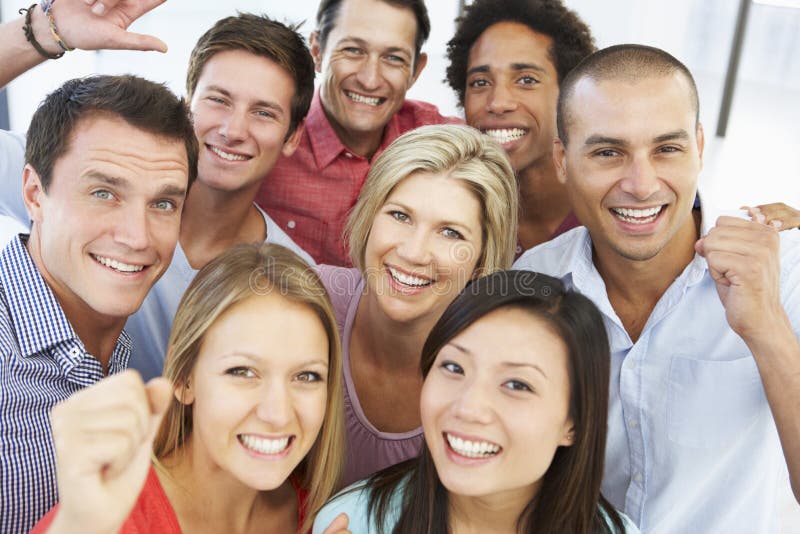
[
  {"xmin": 18, "ymin": 4, "xmax": 64, "ymax": 60},
  {"xmin": 45, "ymin": 3, "xmax": 75, "ymax": 53}
]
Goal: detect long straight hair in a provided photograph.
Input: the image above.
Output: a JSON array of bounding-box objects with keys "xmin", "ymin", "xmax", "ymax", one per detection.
[
  {"xmin": 366, "ymin": 270, "xmax": 624, "ymax": 533},
  {"xmin": 152, "ymin": 243, "xmax": 344, "ymax": 534}
]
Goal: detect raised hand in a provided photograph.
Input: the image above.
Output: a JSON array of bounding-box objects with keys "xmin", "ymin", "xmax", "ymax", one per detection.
[
  {"xmin": 320, "ymin": 513, "xmax": 351, "ymax": 534},
  {"xmin": 743, "ymin": 202, "xmax": 800, "ymax": 231},
  {"xmin": 47, "ymin": 371, "xmax": 172, "ymax": 534}
]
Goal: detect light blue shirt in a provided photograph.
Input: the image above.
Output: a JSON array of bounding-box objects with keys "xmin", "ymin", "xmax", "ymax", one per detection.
[
  {"xmin": 314, "ymin": 476, "xmax": 639, "ymax": 533},
  {"xmin": 513, "ymin": 217, "xmax": 800, "ymax": 533},
  {"xmin": 125, "ymin": 206, "xmax": 314, "ymax": 380}
]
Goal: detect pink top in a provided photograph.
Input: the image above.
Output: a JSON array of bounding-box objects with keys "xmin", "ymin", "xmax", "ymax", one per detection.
[{"xmin": 317, "ymin": 265, "xmax": 424, "ymax": 486}]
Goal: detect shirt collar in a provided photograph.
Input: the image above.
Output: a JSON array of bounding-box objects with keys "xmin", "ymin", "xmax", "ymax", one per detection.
[
  {"xmin": 1, "ymin": 234, "xmax": 78, "ymax": 357},
  {"xmin": 306, "ymin": 89, "xmax": 403, "ymax": 168}
]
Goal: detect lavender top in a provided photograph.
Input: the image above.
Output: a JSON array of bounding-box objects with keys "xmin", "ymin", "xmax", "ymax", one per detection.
[{"xmin": 316, "ymin": 265, "xmax": 424, "ymax": 486}]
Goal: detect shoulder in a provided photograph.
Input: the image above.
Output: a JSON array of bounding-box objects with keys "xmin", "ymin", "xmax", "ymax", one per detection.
[
  {"xmin": 400, "ymin": 99, "xmax": 463, "ymax": 128},
  {"xmin": 513, "ymin": 226, "xmax": 590, "ymax": 276}
]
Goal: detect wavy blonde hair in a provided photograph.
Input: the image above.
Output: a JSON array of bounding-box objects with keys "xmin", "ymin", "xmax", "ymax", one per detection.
[{"xmin": 152, "ymin": 243, "xmax": 344, "ymax": 533}]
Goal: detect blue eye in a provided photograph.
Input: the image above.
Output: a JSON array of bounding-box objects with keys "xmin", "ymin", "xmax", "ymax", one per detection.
[
  {"xmin": 153, "ymin": 199, "xmax": 176, "ymax": 211},
  {"xmin": 441, "ymin": 227, "xmax": 464, "ymax": 240},
  {"xmin": 389, "ymin": 210, "xmax": 410, "ymax": 223},
  {"xmin": 92, "ymin": 190, "xmax": 113, "ymax": 200}
]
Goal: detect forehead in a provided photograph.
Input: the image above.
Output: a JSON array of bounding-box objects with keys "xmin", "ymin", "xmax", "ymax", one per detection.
[
  {"xmin": 386, "ymin": 171, "xmax": 480, "ymax": 212},
  {"xmin": 193, "ymin": 49, "xmax": 296, "ymax": 103},
  {"xmin": 327, "ymin": 0, "xmax": 418, "ymax": 51},
  {"xmin": 566, "ymin": 74, "xmax": 697, "ymax": 142},
  {"xmin": 468, "ymin": 22, "xmax": 556, "ymax": 75},
  {"xmin": 58, "ymin": 114, "xmax": 188, "ymax": 181}
]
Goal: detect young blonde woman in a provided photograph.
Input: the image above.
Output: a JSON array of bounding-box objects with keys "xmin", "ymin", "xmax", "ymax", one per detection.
[
  {"xmin": 33, "ymin": 244, "xmax": 345, "ymax": 534},
  {"xmin": 317, "ymin": 124, "xmax": 518, "ymax": 485}
]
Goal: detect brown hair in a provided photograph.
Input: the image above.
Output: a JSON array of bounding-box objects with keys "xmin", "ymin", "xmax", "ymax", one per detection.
[
  {"xmin": 185, "ymin": 12, "xmax": 315, "ymax": 137},
  {"xmin": 25, "ymin": 74, "xmax": 197, "ymax": 191},
  {"xmin": 152, "ymin": 243, "xmax": 344, "ymax": 533}
]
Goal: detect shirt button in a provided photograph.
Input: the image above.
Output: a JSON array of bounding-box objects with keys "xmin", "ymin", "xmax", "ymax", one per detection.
[
  {"xmin": 626, "ymin": 359, "xmax": 637, "ymax": 371},
  {"xmin": 69, "ymin": 347, "xmax": 81, "ymax": 357},
  {"xmin": 287, "ymin": 220, "xmax": 296, "ymax": 229},
  {"xmin": 515, "ymin": 245, "xmax": 523, "ymax": 254},
  {"xmin": 633, "ymin": 472, "xmax": 643, "ymax": 484},
  {"xmin": 344, "ymin": 152, "xmax": 353, "ymax": 158},
  {"xmin": 629, "ymin": 419, "xmax": 639, "ymax": 429}
]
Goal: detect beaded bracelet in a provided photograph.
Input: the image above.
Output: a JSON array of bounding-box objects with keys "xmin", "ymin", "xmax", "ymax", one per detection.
[
  {"xmin": 18, "ymin": 4, "xmax": 64, "ymax": 60},
  {"xmin": 45, "ymin": 3, "xmax": 75, "ymax": 53}
]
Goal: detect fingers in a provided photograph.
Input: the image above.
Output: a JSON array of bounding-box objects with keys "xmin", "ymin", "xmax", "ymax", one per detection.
[
  {"xmin": 320, "ymin": 513, "xmax": 351, "ymax": 534},
  {"xmin": 104, "ymin": 27, "xmax": 168, "ymax": 53}
]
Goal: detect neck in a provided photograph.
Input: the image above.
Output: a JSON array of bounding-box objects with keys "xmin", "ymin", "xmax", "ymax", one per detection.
[
  {"xmin": 448, "ymin": 487, "xmax": 535, "ymax": 534},
  {"xmin": 322, "ymin": 102, "xmax": 384, "ymax": 159},
  {"xmin": 25, "ymin": 231, "xmax": 123, "ymax": 371},
  {"xmin": 180, "ymin": 181, "xmax": 266, "ymax": 270},
  {"xmin": 158, "ymin": 440, "xmax": 296, "ymax": 534},
  {"xmin": 516, "ymin": 161, "xmax": 573, "ymax": 250},
  {"xmin": 353, "ymin": 292, "xmax": 440, "ymax": 371},
  {"xmin": 595, "ymin": 210, "xmax": 701, "ymax": 341}
]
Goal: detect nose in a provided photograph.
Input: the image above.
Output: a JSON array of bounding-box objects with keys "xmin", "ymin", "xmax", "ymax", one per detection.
[
  {"xmin": 355, "ymin": 55, "xmax": 382, "ymax": 91},
  {"xmin": 620, "ymin": 155, "xmax": 661, "ymax": 200},
  {"xmin": 452, "ymin": 377, "xmax": 493, "ymax": 425},
  {"xmin": 217, "ymin": 108, "xmax": 247, "ymax": 142},
  {"xmin": 114, "ymin": 203, "xmax": 150, "ymax": 251},
  {"xmin": 255, "ymin": 381, "xmax": 293, "ymax": 429},
  {"xmin": 487, "ymin": 82, "xmax": 517, "ymax": 115},
  {"xmin": 396, "ymin": 227, "xmax": 432, "ymax": 265}
]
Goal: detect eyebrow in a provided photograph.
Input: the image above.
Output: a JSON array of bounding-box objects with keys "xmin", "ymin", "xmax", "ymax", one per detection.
[
  {"xmin": 653, "ymin": 130, "xmax": 690, "ymax": 143},
  {"xmin": 467, "ymin": 62, "xmax": 547, "ymax": 77},
  {"xmin": 584, "ymin": 129, "xmax": 692, "ymax": 148},
  {"xmin": 338, "ymin": 37, "xmax": 412, "ymax": 57},
  {"xmin": 85, "ymin": 171, "xmax": 187, "ymax": 198},
  {"xmin": 205, "ymin": 85, "xmax": 285, "ymax": 115},
  {"xmin": 219, "ymin": 352, "xmax": 329, "ymax": 368},
  {"xmin": 446, "ymin": 342, "xmax": 549, "ymax": 380}
]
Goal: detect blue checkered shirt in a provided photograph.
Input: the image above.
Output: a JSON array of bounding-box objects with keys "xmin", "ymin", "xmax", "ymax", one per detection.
[{"xmin": 0, "ymin": 235, "xmax": 131, "ymax": 533}]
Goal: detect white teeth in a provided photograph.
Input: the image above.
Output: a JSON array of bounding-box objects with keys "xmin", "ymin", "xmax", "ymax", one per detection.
[
  {"xmin": 345, "ymin": 91, "xmax": 381, "ymax": 106},
  {"xmin": 446, "ymin": 433, "xmax": 500, "ymax": 458},
  {"xmin": 483, "ymin": 128, "xmax": 527, "ymax": 144},
  {"xmin": 209, "ymin": 145, "xmax": 249, "ymax": 161},
  {"xmin": 611, "ymin": 206, "xmax": 664, "ymax": 224},
  {"xmin": 239, "ymin": 434, "xmax": 290, "ymax": 455},
  {"xmin": 388, "ymin": 266, "xmax": 432, "ymax": 288},
  {"xmin": 93, "ymin": 255, "xmax": 144, "ymax": 273}
]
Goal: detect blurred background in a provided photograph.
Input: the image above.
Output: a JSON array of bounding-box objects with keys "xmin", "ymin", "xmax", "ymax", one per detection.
[{"xmin": 1, "ymin": 1, "xmax": 799, "ymax": 526}]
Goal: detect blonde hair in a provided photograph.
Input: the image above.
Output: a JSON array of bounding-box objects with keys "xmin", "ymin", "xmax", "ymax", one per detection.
[
  {"xmin": 152, "ymin": 243, "xmax": 344, "ymax": 533},
  {"xmin": 345, "ymin": 124, "xmax": 519, "ymax": 274}
]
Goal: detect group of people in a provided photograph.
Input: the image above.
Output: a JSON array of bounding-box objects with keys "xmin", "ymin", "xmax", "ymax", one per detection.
[{"xmin": 0, "ymin": 0, "xmax": 798, "ymax": 533}]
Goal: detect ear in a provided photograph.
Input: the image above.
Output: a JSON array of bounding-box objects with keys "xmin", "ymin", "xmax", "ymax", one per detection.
[
  {"xmin": 173, "ymin": 379, "xmax": 195, "ymax": 406},
  {"xmin": 281, "ymin": 120, "xmax": 305, "ymax": 157},
  {"xmin": 309, "ymin": 31, "xmax": 323, "ymax": 74},
  {"xmin": 696, "ymin": 122, "xmax": 705, "ymax": 171},
  {"xmin": 553, "ymin": 139, "xmax": 568, "ymax": 185},
  {"xmin": 409, "ymin": 52, "xmax": 428, "ymax": 88},
  {"xmin": 22, "ymin": 164, "xmax": 46, "ymax": 224},
  {"xmin": 559, "ymin": 420, "xmax": 575, "ymax": 447}
]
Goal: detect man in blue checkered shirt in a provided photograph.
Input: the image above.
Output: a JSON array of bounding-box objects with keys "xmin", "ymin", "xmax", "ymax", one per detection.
[{"xmin": 0, "ymin": 3, "xmax": 197, "ymax": 531}]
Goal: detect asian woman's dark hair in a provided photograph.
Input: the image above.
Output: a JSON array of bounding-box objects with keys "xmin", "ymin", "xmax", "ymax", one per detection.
[{"xmin": 364, "ymin": 270, "xmax": 624, "ymax": 533}]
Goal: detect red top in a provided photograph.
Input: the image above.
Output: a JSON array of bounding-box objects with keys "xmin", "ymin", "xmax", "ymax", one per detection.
[
  {"xmin": 255, "ymin": 90, "xmax": 462, "ymax": 266},
  {"xmin": 32, "ymin": 467, "xmax": 309, "ymax": 533}
]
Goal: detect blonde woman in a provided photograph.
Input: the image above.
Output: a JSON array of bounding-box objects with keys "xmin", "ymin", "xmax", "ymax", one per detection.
[
  {"xmin": 34, "ymin": 244, "xmax": 345, "ymax": 534},
  {"xmin": 318, "ymin": 124, "xmax": 518, "ymax": 485}
]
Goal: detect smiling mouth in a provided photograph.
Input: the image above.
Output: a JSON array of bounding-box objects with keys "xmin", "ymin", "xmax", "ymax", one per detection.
[
  {"xmin": 91, "ymin": 254, "xmax": 145, "ymax": 273},
  {"xmin": 345, "ymin": 90, "xmax": 384, "ymax": 107},
  {"xmin": 238, "ymin": 434, "xmax": 293, "ymax": 455},
  {"xmin": 482, "ymin": 128, "xmax": 528, "ymax": 145},
  {"xmin": 387, "ymin": 266, "xmax": 433, "ymax": 288},
  {"xmin": 207, "ymin": 144, "xmax": 251, "ymax": 162},
  {"xmin": 445, "ymin": 432, "xmax": 501, "ymax": 459},
  {"xmin": 610, "ymin": 205, "xmax": 665, "ymax": 225}
]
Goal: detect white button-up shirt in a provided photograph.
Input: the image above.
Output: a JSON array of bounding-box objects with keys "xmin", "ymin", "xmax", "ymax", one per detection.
[{"xmin": 513, "ymin": 220, "xmax": 800, "ymax": 533}]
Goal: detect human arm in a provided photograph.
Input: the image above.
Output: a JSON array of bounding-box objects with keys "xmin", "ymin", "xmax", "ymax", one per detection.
[
  {"xmin": 695, "ymin": 216, "xmax": 800, "ymax": 502},
  {"xmin": 0, "ymin": 0, "xmax": 167, "ymax": 89},
  {"xmin": 743, "ymin": 202, "xmax": 800, "ymax": 231},
  {"xmin": 39, "ymin": 370, "xmax": 172, "ymax": 534}
]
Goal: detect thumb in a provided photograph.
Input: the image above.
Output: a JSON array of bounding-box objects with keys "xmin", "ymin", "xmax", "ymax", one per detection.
[
  {"xmin": 321, "ymin": 513, "xmax": 350, "ymax": 534},
  {"xmin": 144, "ymin": 377, "xmax": 173, "ymax": 430},
  {"xmin": 694, "ymin": 237, "xmax": 705, "ymax": 257},
  {"xmin": 105, "ymin": 27, "xmax": 168, "ymax": 53}
]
